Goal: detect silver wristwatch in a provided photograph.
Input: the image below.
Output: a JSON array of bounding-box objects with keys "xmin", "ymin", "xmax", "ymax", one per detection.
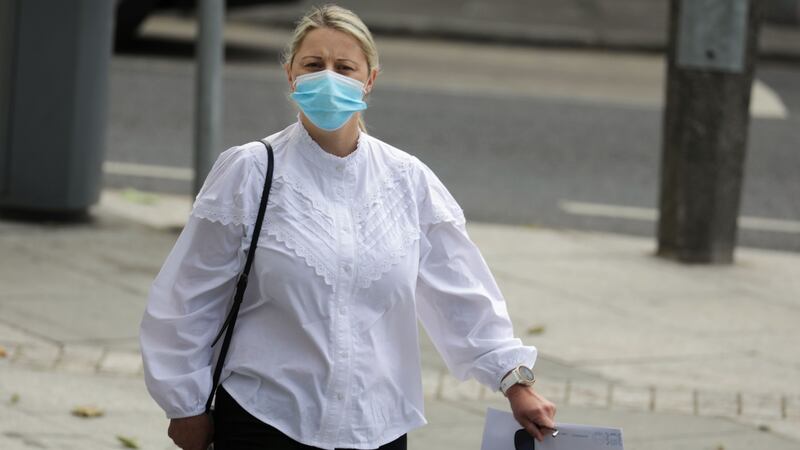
[{"xmin": 500, "ymin": 365, "xmax": 535, "ymax": 396}]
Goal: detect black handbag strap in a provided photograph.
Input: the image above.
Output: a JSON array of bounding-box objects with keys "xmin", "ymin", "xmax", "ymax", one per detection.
[{"xmin": 205, "ymin": 139, "xmax": 274, "ymax": 414}]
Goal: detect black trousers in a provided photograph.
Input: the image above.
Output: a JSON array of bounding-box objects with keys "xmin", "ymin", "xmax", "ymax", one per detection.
[{"xmin": 213, "ymin": 386, "xmax": 408, "ymax": 450}]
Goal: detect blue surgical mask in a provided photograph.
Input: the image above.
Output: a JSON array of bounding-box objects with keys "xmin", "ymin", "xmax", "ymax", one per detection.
[{"xmin": 290, "ymin": 70, "xmax": 368, "ymax": 131}]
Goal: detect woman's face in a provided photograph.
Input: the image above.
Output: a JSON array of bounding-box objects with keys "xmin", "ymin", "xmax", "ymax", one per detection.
[{"xmin": 286, "ymin": 27, "xmax": 377, "ymax": 95}]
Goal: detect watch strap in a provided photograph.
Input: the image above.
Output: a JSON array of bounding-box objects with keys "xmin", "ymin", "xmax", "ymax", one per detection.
[
  {"xmin": 500, "ymin": 368, "xmax": 521, "ymax": 394},
  {"xmin": 500, "ymin": 365, "xmax": 535, "ymax": 396}
]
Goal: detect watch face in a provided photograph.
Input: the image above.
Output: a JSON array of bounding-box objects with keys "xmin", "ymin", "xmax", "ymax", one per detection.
[{"xmin": 519, "ymin": 366, "xmax": 535, "ymax": 382}]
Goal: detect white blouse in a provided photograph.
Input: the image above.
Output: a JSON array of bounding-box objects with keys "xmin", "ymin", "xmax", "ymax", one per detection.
[{"xmin": 139, "ymin": 118, "xmax": 536, "ymax": 450}]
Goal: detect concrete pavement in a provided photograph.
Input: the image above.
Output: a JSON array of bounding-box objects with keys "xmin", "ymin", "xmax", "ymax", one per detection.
[{"xmin": 1, "ymin": 189, "xmax": 798, "ymax": 449}]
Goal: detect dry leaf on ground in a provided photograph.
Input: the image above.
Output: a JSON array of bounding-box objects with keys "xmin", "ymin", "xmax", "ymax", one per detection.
[
  {"xmin": 526, "ymin": 325, "xmax": 547, "ymax": 335},
  {"xmin": 117, "ymin": 435, "xmax": 140, "ymax": 449},
  {"xmin": 71, "ymin": 405, "xmax": 104, "ymax": 418}
]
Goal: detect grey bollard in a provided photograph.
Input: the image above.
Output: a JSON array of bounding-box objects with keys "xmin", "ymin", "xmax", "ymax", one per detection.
[{"xmin": 0, "ymin": 0, "xmax": 115, "ymax": 219}]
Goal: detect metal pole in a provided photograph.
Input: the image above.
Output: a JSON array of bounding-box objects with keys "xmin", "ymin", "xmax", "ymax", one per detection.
[
  {"xmin": 194, "ymin": 0, "xmax": 225, "ymax": 196},
  {"xmin": 657, "ymin": 0, "xmax": 763, "ymax": 264}
]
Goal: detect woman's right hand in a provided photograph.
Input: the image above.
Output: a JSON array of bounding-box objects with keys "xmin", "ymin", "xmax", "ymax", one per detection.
[{"xmin": 168, "ymin": 413, "xmax": 214, "ymax": 450}]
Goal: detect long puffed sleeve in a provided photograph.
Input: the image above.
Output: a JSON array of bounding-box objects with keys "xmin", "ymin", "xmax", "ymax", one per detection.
[
  {"xmin": 139, "ymin": 145, "xmax": 263, "ymax": 418},
  {"xmin": 413, "ymin": 161, "xmax": 537, "ymax": 391}
]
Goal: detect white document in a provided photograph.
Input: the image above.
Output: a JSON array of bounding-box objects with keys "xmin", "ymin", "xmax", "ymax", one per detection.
[{"xmin": 480, "ymin": 407, "xmax": 624, "ymax": 450}]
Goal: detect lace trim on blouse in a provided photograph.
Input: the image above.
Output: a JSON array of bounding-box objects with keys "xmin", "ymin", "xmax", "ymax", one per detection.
[
  {"xmin": 189, "ymin": 133, "xmax": 466, "ymax": 292},
  {"xmin": 191, "ymin": 202, "xmax": 254, "ymax": 227},
  {"xmin": 261, "ymin": 174, "xmax": 339, "ymax": 290},
  {"xmin": 354, "ymin": 157, "xmax": 419, "ymax": 290}
]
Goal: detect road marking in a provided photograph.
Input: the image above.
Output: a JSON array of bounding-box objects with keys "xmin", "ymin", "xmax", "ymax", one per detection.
[
  {"xmin": 752, "ymin": 79, "xmax": 788, "ymax": 119},
  {"xmin": 559, "ymin": 201, "xmax": 800, "ymax": 234},
  {"xmin": 103, "ymin": 161, "xmax": 193, "ymax": 181}
]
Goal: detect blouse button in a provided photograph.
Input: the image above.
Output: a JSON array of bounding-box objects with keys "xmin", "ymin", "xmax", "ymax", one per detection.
[
  {"xmin": 337, "ymin": 393, "xmax": 344, "ymax": 400},
  {"xmin": 343, "ymin": 264, "xmax": 352, "ymax": 274}
]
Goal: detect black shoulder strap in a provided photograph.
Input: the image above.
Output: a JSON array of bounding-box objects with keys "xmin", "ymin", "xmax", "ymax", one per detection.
[{"xmin": 205, "ymin": 139, "xmax": 274, "ymax": 414}]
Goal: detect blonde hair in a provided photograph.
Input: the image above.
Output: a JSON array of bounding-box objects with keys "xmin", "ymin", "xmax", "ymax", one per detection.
[{"xmin": 283, "ymin": 4, "xmax": 379, "ymax": 132}]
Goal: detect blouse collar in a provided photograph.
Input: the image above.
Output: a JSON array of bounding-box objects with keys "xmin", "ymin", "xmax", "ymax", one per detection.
[{"xmin": 293, "ymin": 115, "xmax": 367, "ymax": 174}]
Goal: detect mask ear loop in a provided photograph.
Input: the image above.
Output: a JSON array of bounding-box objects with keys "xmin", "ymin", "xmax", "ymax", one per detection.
[
  {"xmin": 363, "ymin": 71, "xmax": 373, "ymax": 97},
  {"xmin": 363, "ymin": 66, "xmax": 378, "ymax": 97}
]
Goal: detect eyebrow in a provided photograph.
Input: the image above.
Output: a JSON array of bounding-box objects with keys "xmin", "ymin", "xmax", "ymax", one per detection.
[{"xmin": 300, "ymin": 56, "xmax": 359, "ymax": 65}]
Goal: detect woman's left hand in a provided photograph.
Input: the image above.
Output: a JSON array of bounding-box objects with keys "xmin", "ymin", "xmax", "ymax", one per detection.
[{"xmin": 506, "ymin": 385, "xmax": 557, "ymax": 442}]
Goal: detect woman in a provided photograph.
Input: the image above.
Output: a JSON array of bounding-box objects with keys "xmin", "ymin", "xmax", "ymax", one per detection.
[{"xmin": 139, "ymin": 5, "xmax": 556, "ymax": 450}]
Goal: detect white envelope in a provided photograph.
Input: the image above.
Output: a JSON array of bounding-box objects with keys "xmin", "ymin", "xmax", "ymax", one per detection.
[{"xmin": 480, "ymin": 407, "xmax": 624, "ymax": 450}]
